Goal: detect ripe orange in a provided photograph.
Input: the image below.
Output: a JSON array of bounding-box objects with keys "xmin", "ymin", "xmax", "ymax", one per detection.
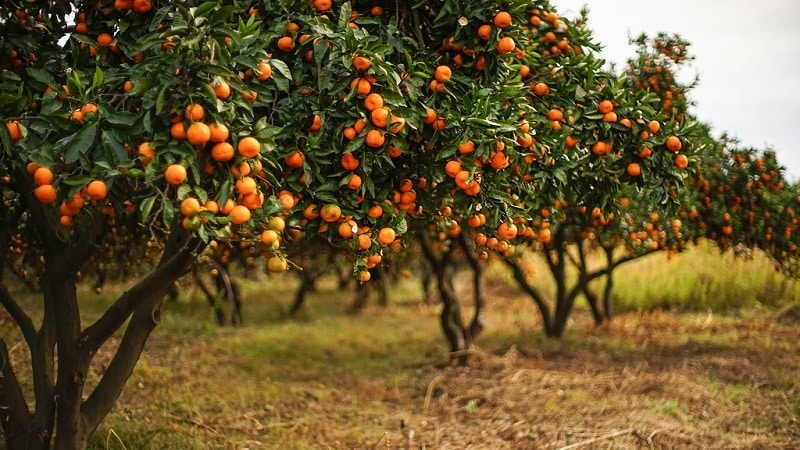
[
  {"xmin": 34, "ymin": 184, "xmax": 57, "ymax": 204},
  {"xmin": 211, "ymin": 80, "xmax": 231, "ymax": 99},
  {"xmin": 257, "ymin": 61, "xmax": 272, "ymax": 81},
  {"xmin": 648, "ymin": 120, "xmax": 661, "ymax": 134},
  {"xmin": 532, "ymin": 82, "xmax": 549, "ymax": 96},
  {"xmin": 377, "ymin": 227, "xmax": 396, "ymax": 245},
  {"xmin": 186, "ymin": 122, "xmax": 211, "ymax": 145},
  {"xmin": 303, "ymin": 203, "xmax": 320, "ymax": 219},
  {"xmin": 388, "ymin": 115, "xmax": 406, "ymax": 134},
  {"xmin": 370, "ymin": 107, "xmax": 390, "ymax": 128},
  {"xmin": 458, "ymin": 140, "xmax": 475, "ymax": 154},
  {"xmin": 164, "ymin": 164, "xmax": 187, "ymax": 185},
  {"xmin": 350, "ymin": 77, "xmax": 371, "ymax": 96},
  {"xmin": 352, "ymin": 55, "xmax": 371, "ymax": 71},
  {"xmin": 434, "ymin": 65, "xmax": 452, "ymax": 82},
  {"xmin": 237, "ymin": 136, "xmax": 261, "ymax": 158},
  {"xmin": 422, "ymin": 107, "xmax": 437, "ymax": 125},
  {"xmin": 365, "ymin": 129, "xmax": 385, "ymax": 148},
  {"xmin": 242, "ymin": 89, "xmax": 257, "ymax": 103},
  {"xmin": 276, "ymin": 36, "xmax": 294, "ymax": 51},
  {"xmin": 261, "ymin": 229, "xmax": 279, "ymax": 246},
  {"xmin": 33, "ymin": 167, "xmax": 54, "ymax": 185},
  {"xmin": 86, "ymin": 180, "xmax": 107, "ymax": 200},
  {"xmin": 358, "ymin": 269, "xmax": 371, "ymax": 282},
  {"xmin": 230, "ymin": 204, "xmax": 251, "ymax": 224},
  {"xmin": 357, "ymin": 233, "xmax": 372, "ymax": 250},
  {"xmin": 184, "ymin": 103, "xmax": 204, "ymax": 121},
  {"xmin": 277, "ymin": 190, "xmax": 296, "ymax": 210},
  {"xmin": 6, "ymin": 121, "xmax": 22, "ymax": 141},
  {"xmin": 546, "ymin": 109, "xmax": 563, "ymax": 122},
  {"xmin": 208, "ymin": 122, "xmax": 229, "ymax": 143},
  {"xmin": 235, "ymin": 176, "xmax": 257, "ymax": 196},
  {"xmin": 347, "ymin": 173, "xmax": 362, "ymax": 189},
  {"xmin": 180, "ymin": 197, "xmax": 202, "ymax": 217},
  {"xmin": 341, "ymin": 152, "xmax": 359, "ymax": 171},
  {"xmin": 320, "ymin": 203, "xmax": 342, "ymax": 222},
  {"xmin": 211, "ymin": 142, "xmax": 235, "ymax": 161},
  {"xmin": 497, "ymin": 222, "xmax": 517, "ymax": 239},
  {"xmin": 97, "ymin": 33, "xmax": 113, "ymax": 47},
  {"xmin": 674, "ymin": 154, "xmax": 689, "ymax": 169},
  {"xmin": 598, "ymin": 99, "xmax": 614, "ymax": 114},
  {"xmin": 626, "ymin": 162, "xmax": 641, "ymax": 177},
  {"xmin": 368, "ymin": 204, "xmax": 383, "ymax": 219},
  {"xmin": 170, "ymin": 122, "xmax": 187, "ymax": 140},
  {"xmin": 602, "ymin": 111, "xmax": 617, "ymax": 123},
  {"xmin": 493, "ymin": 11, "xmax": 512, "ymax": 28},
  {"xmin": 477, "ymin": 24, "xmax": 492, "ymax": 41},
  {"xmin": 284, "ymin": 150, "xmax": 305, "ymax": 168},
  {"xmin": 666, "ymin": 136, "xmax": 682, "ymax": 152},
  {"xmin": 496, "ymin": 36, "xmax": 515, "ymax": 54},
  {"xmin": 591, "ymin": 141, "xmax": 609, "ymax": 156},
  {"xmin": 364, "ymin": 93, "xmax": 384, "ymax": 111}
]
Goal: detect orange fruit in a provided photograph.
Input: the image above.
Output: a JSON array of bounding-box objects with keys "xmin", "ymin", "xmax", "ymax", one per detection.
[
  {"xmin": 666, "ymin": 136, "xmax": 682, "ymax": 152},
  {"xmin": 235, "ymin": 176, "xmax": 257, "ymax": 195},
  {"xmin": 350, "ymin": 77, "xmax": 371, "ymax": 96},
  {"xmin": 347, "ymin": 173, "xmax": 362, "ymax": 189},
  {"xmin": 86, "ymin": 180, "xmax": 107, "ymax": 200},
  {"xmin": 230, "ymin": 205, "xmax": 251, "ymax": 224},
  {"xmin": 477, "ymin": 24, "xmax": 492, "ymax": 40},
  {"xmin": 338, "ymin": 220, "xmax": 356, "ymax": 239},
  {"xmin": 276, "ymin": 36, "xmax": 294, "ymax": 51},
  {"xmin": 237, "ymin": 136, "xmax": 261, "ymax": 158},
  {"xmin": 648, "ymin": 120, "xmax": 661, "ymax": 134},
  {"xmin": 388, "ymin": 115, "xmax": 406, "ymax": 134},
  {"xmin": 170, "ymin": 122, "xmax": 187, "ymax": 140},
  {"xmin": 34, "ymin": 184, "xmax": 57, "ymax": 204},
  {"xmin": 180, "ymin": 197, "xmax": 202, "ymax": 217},
  {"xmin": 532, "ymin": 82, "xmax": 549, "ymax": 96},
  {"xmin": 377, "ymin": 227, "xmax": 396, "ymax": 245},
  {"xmin": 303, "ymin": 203, "xmax": 320, "ymax": 219},
  {"xmin": 496, "ymin": 36, "xmax": 515, "ymax": 54},
  {"xmin": 368, "ymin": 204, "xmax": 383, "ymax": 219},
  {"xmin": 493, "ymin": 11, "xmax": 512, "ymax": 28},
  {"xmin": 364, "ymin": 93, "xmax": 384, "ymax": 111},
  {"xmin": 365, "ymin": 129, "xmax": 385, "ymax": 148},
  {"xmin": 320, "ymin": 203, "xmax": 342, "ymax": 222},
  {"xmin": 352, "ymin": 55, "xmax": 371, "ymax": 71},
  {"xmin": 184, "ymin": 103, "xmax": 204, "ymax": 121},
  {"xmin": 341, "ymin": 152, "xmax": 360, "ymax": 171},
  {"xmin": 626, "ymin": 162, "xmax": 641, "ymax": 177},
  {"xmin": 97, "ymin": 33, "xmax": 113, "ymax": 47},
  {"xmin": 674, "ymin": 154, "xmax": 689, "ymax": 169},
  {"xmin": 81, "ymin": 103, "xmax": 98, "ymax": 115},
  {"xmin": 186, "ymin": 122, "xmax": 211, "ymax": 145},
  {"xmin": 284, "ymin": 150, "xmax": 305, "ymax": 168},
  {"xmin": 164, "ymin": 164, "xmax": 187, "ymax": 185},
  {"xmin": 257, "ymin": 61, "xmax": 272, "ymax": 81},
  {"xmin": 211, "ymin": 80, "xmax": 231, "ymax": 99},
  {"xmin": 208, "ymin": 122, "xmax": 229, "ymax": 143},
  {"xmin": 33, "ymin": 167, "xmax": 54, "ymax": 185},
  {"xmin": 267, "ymin": 256, "xmax": 288, "ymax": 272},
  {"xmin": 370, "ymin": 107, "xmax": 390, "ymax": 128},
  {"xmin": 598, "ymin": 99, "xmax": 614, "ymax": 114},
  {"xmin": 546, "ymin": 109, "xmax": 563, "ymax": 122},
  {"xmin": 497, "ymin": 222, "xmax": 517, "ymax": 239},
  {"xmin": 261, "ymin": 229, "xmax": 279, "ymax": 246},
  {"xmin": 211, "ymin": 142, "xmax": 235, "ymax": 161},
  {"xmin": 242, "ymin": 89, "xmax": 257, "ymax": 103},
  {"xmin": 6, "ymin": 121, "xmax": 22, "ymax": 141},
  {"xmin": 457, "ymin": 140, "xmax": 475, "ymax": 154},
  {"xmin": 434, "ymin": 65, "xmax": 452, "ymax": 82}
]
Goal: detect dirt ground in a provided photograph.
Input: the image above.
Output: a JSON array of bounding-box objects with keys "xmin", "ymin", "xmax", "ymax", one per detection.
[{"xmin": 94, "ymin": 300, "xmax": 800, "ymax": 450}]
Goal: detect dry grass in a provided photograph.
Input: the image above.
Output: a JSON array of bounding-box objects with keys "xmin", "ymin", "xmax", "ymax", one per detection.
[{"xmin": 82, "ymin": 271, "xmax": 799, "ymax": 450}]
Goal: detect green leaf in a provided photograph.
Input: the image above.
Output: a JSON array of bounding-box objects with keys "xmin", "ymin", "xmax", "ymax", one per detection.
[
  {"xmin": 60, "ymin": 123, "xmax": 98, "ymax": 164},
  {"xmin": 193, "ymin": 1, "xmax": 218, "ymax": 18},
  {"xmin": 139, "ymin": 195, "xmax": 156, "ymax": 220}
]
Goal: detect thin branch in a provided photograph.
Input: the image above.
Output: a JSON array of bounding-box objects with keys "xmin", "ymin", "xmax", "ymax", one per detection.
[
  {"xmin": 0, "ymin": 284, "xmax": 37, "ymax": 346},
  {"xmin": 557, "ymin": 428, "xmax": 634, "ymax": 450}
]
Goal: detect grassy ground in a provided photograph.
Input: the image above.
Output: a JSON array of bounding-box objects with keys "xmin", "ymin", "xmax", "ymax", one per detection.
[{"xmin": 3, "ymin": 244, "xmax": 799, "ymax": 449}]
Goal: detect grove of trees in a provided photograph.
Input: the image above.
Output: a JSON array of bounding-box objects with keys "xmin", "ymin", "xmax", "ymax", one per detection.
[{"xmin": 1, "ymin": 1, "xmax": 796, "ymax": 448}]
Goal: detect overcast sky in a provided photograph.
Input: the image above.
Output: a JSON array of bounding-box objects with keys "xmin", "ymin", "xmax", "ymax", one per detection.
[{"xmin": 553, "ymin": 0, "xmax": 800, "ymax": 181}]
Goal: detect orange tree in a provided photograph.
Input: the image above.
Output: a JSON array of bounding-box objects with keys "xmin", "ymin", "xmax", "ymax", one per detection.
[{"xmin": 1, "ymin": 0, "xmax": 698, "ymax": 447}]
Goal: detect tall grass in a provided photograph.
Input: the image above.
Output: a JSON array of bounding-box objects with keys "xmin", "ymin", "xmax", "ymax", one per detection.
[{"xmin": 604, "ymin": 241, "xmax": 800, "ymax": 313}]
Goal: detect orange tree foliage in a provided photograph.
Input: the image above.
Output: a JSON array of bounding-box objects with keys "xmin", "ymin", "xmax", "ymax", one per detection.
[{"xmin": 0, "ymin": 1, "xmax": 699, "ymax": 447}]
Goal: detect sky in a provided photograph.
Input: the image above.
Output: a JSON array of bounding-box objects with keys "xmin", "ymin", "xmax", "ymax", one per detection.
[{"xmin": 553, "ymin": 0, "xmax": 800, "ymax": 181}]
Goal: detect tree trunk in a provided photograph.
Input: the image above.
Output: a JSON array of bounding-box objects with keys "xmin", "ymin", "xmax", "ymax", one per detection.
[
  {"xmin": 458, "ymin": 233, "xmax": 486, "ymax": 343},
  {"xmin": 602, "ymin": 246, "xmax": 616, "ymax": 321},
  {"xmin": 418, "ymin": 231, "xmax": 468, "ymax": 362}
]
